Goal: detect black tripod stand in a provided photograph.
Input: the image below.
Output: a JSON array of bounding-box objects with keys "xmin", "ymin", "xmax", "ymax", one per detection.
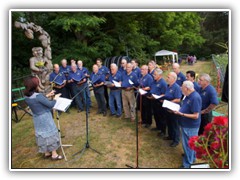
[{"xmin": 72, "ymin": 81, "xmax": 101, "ymax": 158}]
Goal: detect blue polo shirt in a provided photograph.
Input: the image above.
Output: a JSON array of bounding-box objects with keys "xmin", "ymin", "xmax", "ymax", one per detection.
[
  {"xmin": 139, "ymin": 74, "xmax": 153, "ymax": 91},
  {"xmin": 199, "ymin": 84, "xmax": 219, "ymax": 110},
  {"xmin": 150, "ymin": 78, "xmax": 167, "ymax": 95},
  {"xmin": 133, "ymin": 67, "xmax": 141, "ymax": 79},
  {"xmin": 179, "ymin": 91, "xmax": 202, "ymax": 128},
  {"xmin": 149, "ymin": 69, "xmax": 155, "ymax": 78},
  {"xmin": 49, "ymin": 71, "xmax": 66, "ymax": 85},
  {"xmin": 193, "ymin": 81, "xmax": 200, "ymax": 93},
  {"xmin": 176, "ymin": 72, "xmax": 186, "ymax": 86},
  {"xmin": 108, "ymin": 71, "xmax": 122, "ymax": 90},
  {"xmin": 90, "ymin": 72, "xmax": 105, "ymax": 85},
  {"xmin": 99, "ymin": 66, "xmax": 110, "ymax": 77},
  {"xmin": 164, "ymin": 82, "xmax": 182, "ymax": 101},
  {"xmin": 68, "ymin": 70, "xmax": 84, "ymax": 85},
  {"xmin": 60, "ymin": 65, "xmax": 71, "ymax": 74},
  {"xmin": 121, "ymin": 71, "xmax": 139, "ymax": 88},
  {"xmin": 78, "ymin": 67, "xmax": 89, "ymax": 76},
  {"xmin": 119, "ymin": 67, "xmax": 126, "ymax": 76}
]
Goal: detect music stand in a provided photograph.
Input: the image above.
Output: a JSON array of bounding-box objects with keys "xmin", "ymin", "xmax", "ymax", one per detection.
[
  {"xmin": 72, "ymin": 83, "xmax": 101, "ymax": 159},
  {"xmin": 54, "ymin": 98, "xmax": 73, "ymax": 161}
]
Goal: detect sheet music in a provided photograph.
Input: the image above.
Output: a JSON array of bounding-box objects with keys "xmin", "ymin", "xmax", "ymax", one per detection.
[
  {"xmin": 162, "ymin": 100, "xmax": 180, "ymax": 111},
  {"xmin": 53, "ymin": 97, "xmax": 72, "ymax": 112},
  {"xmin": 128, "ymin": 79, "xmax": 134, "ymax": 85},
  {"xmin": 112, "ymin": 80, "xmax": 121, "ymax": 87},
  {"xmin": 139, "ymin": 88, "xmax": 147, "ymax": 95},
  {"xmin": 152, "ymin": 94, "xmax": 164, "ymax": 99}
]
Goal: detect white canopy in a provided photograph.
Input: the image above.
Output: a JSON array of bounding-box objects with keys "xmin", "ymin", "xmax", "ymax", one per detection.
[{"xmin": 154, "ymin": 50, "xmax": 178, "ymax": 63}]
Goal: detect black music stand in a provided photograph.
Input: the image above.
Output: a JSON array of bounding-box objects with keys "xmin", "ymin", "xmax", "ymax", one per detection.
[{"xmin": 72, "ymin": 82, "xmax": 101, "ymax": 158}]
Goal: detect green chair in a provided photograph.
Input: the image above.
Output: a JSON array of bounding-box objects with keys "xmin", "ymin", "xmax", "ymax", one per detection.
[
  {"xmin": 12, "ymin": 87, "xmax": 32, "ymax": 123},
  {"xmin": 212, "ymin": 97, "xmax": 227, "ymax": 117}
]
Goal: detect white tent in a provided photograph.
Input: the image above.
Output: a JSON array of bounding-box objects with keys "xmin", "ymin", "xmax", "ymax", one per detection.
[{"xmin": 154, "ymin": 50, "xmax": 178, "ymax": 63}]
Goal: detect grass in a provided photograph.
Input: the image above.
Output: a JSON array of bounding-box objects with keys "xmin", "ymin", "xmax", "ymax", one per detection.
[{"xmin": 11, "ymin": 60, "xmax": 228, "ymax": 169}]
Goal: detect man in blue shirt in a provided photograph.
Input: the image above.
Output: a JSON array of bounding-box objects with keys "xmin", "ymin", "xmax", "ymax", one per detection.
[
  {"xmin": 96, "ymin": 58, "xmax": 110, "ymax": 109},
  {"xmin": 131, "ymin": 59, "xmax": 141, "ymax": 79},
  {"xmin": 60, "ymin": 59, "xmax": 72, "ymax": 99},
  {"xmin": 198, "ymin": 73, "xmax": 219, "ymax": 135},
  {"xmin": 172, "ymin": 63, "xmax": 186, "ymax": 86},
  {"xmin": 106, "ymin": 63, "xmax": 122, "ymax": 117},
  {"xmin": 148, "ymin": 60, "xmax": 156, "ymax": 78},
  {"xmin": 77, "ymin": 60, "xmax": 91, "ymax": 111},
  {"xmin": 163, "ymin": 72, "xmax": 182, "ymax": 147},
  {"xmin": 90, "ymin": 64, "xmax": 107, "ymax": 116},
  {"xmin": 49, "ymin": 64, "xmax": 67, "ymax": 98},
  {"xmin": 68, "ymin": 64, "xmax": 86, "ymax": 112},
  {"xmin": 121, "ymin": 63, "xmax": 139, "ymax": 121},
  {"xmin": 119, "ymin": 58, "xmax": 127, "ymax": 75},
  {"xmin": 148, "ymin": 68, "xmax": 167, "ymax": 135},
  {"xmin": 174, "ymin": 81, "xmax": 202, "ymax": 168},
  {"xmin": 186, "ymin": 70, "xmax": 200, "ymax": 93},
  {"xmin": 139, "ymin": 65, "xmax": 153, "ymax": 128}
]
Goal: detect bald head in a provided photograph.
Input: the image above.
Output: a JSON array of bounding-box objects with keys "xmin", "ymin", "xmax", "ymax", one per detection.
[
  {"xmin": 53, "ymin": 64, "xmax": 60, "ymax": 73},
  {"xmin": 172, "ymin": 63, "xmax": 180, "ymax": 74}
]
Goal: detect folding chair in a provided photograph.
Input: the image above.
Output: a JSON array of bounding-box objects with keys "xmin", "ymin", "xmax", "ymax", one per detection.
[{"xmin": 12, "ymin": 87, "xmax": 32, "ymax": 123}]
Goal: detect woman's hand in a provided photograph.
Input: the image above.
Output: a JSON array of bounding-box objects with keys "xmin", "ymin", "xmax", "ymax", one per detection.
[
  {"xmin": 54, "ymin": 93, "xmax": 62, "ymax": 100},
  {"xmin": 46, "ymin": 90, "xmax": 55, "ymax": 98}
]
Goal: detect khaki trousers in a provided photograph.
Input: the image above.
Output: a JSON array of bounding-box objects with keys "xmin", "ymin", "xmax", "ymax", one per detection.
[{"xmin": 122, "ymin": 89, "xmax": 136, "ymax": 119}]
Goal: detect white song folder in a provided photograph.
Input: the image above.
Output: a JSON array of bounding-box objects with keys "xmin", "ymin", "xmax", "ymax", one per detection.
[
  {"xmin": 162, "ymin": 100, "xmax": 180, "ymax": 111},
  {"xmin": 53, "ymin": 97, "xmax": 72, "ymax": 112}
]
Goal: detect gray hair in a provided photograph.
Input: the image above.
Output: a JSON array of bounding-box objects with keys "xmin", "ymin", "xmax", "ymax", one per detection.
[
  {"xmin": 169, "ymin": 72, "xmax": 177, "ymax": 80},
  {"xmin": 110, "ymin": 63, "xmax": 118, "ymax": 70},
  {"xmin": 121, "ymin": 59, "xmax": 127, "ymax": 63},
  {"xmin": 183, "ymin": 80, "xmax": 194, "ymax": 90},
  {"xmin": 154, "ymin": 68, "xmax": 163, "ymax": 75},
  {"xmin": 200, "ymin": 73, "xmax": 211, "ymax": 82}
]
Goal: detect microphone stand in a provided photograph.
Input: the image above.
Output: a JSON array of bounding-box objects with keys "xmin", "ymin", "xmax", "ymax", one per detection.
[
  {"xmin": 125, "ymin": 89, "xmax": 142, "ymax": 168},
  {"xmin": 72, "ymin": 80, "xmax": 101, "ymax": 158}
]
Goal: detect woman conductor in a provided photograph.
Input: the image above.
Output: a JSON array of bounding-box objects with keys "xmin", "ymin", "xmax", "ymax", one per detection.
[{"xmin": 23, "ymin": 76, "xmax": 62, "ymax": 160}]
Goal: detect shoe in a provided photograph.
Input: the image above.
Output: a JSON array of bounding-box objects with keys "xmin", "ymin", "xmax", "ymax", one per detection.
[
  {"xmin": 116, "ymin": 114, "xmax": 122, "ymax": 118},
  {"xmin": 51, "ymin": 155, "xmax": 63, "ymax": 160},
  {"xmin": 110, "ymin": 113, "xmax": 116, "ymax": 117},
  {"xmin": 144, "ymin": 124, "xmax": 151, "ymax": 128},
  {"xmin": 103, "ymin": 111, "xmax": 107, "ymax": 116},
  {"xmin": 157, "ymin": 132, "xmax": 166, "ymax": 137},
  {"xmin": 44, "ymin": 154, "xmax": 52, "ymax": 159},
  {"xmin": 78, "ymin": 109, "xmax": 83, "ymax": 113},
  {"xmin": 170, "ymin": 142, "xmax": 179, "ymax": 147},
  {"xmin": 163, "ymin": 136, "xmax": 172, "ymax": 140},
  {"xmin": 151, "ymin": 128, "xmax": 159, "ymax": 131},
  {"xmin": 131, "ymin": 118, "xmax": 135, "ymax": 122},
  {"xmin": 96, "ymin": 111, "xmax": 102, "ymax": 114}
]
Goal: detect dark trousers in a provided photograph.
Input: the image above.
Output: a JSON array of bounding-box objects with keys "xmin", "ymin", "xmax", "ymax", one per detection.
[
  {"xmin": 141, "ymin": 96, "xmax": 152, "ymax": 125},
  {"xmin": 198, "ymin": 112, "xmax": 212, "ymax": 135},
  {"xmin": 152, "ymin": 100, "xmax": 166, "ymax": 133},
  {"xmin": 166, "ymin": 111, "xmax": 180, "ymax": 143},
  {"xmin": 104, "ymin": 85, "xmax": 109, "ymax": 108},
  {"xmin": 94, "ymin": 86, "xmax": 106, "ymax": 113},
  {"xmin": 53, "ymin": 86, "xmax": 68, "ymax": 99}
]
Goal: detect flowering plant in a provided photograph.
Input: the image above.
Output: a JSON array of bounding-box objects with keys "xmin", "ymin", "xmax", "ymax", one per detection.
[{"xmin": 189, "ymin": 116, "xmax": 229, "ymax": 168}]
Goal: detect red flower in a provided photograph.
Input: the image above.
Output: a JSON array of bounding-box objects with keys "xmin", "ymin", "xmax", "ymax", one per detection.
[
  {"xmin": 213, "ymin": 116, "xmax": 228, "ymax": 127},
  {"xmin": 210, "ymin": 141, "xmax": 221, "ymax": 150},
  {"xmin": 188, "ymin": 116, "xmax": 229, "ymax": 168}
]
